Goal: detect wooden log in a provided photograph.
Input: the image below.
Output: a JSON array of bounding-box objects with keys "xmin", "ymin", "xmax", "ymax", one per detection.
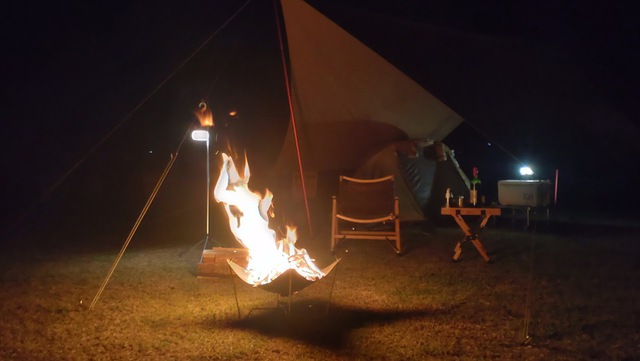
[{"xmin": 197, "ymin": 247, "xmax": 249, "ymax": 278}]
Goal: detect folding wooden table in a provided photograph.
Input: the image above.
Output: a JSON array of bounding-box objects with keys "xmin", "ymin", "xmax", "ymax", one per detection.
[{"xmin": 441, "ymin": 207, "xmax": 501, "ymax": 262}]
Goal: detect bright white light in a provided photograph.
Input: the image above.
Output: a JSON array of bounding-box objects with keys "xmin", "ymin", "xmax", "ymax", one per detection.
[
  {"xmin": 191, "ymin": 129, "xmax": 209, "ymax": 142},
  {"xmin": 520, "ymin": 166, "xmax": 534, "ymax": 176}
]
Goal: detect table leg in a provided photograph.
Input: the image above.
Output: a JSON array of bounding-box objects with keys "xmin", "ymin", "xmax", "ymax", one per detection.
[
  {"xmin": 451, "ymin": 214, "xmax": 473, "ymax": 261},
  {"xmin": 470, "ymin": 238, "xmax": 490, "ymax": 262},
  {"xmin": 451, "ymin": 213, "xmax": 493, "ymax": 262},
  {"xmin": 474, "ymin": 215, "xmax": 493, "ymax": 262},
  {"xmin": 453, "ymin": 241, "xmax": 463, "ymax": 261}
]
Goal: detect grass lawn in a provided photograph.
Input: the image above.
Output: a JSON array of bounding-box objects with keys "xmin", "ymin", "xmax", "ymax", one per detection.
[{"xmin": 1, "ymin": 219, "xmax": 638, "ymax": 360}]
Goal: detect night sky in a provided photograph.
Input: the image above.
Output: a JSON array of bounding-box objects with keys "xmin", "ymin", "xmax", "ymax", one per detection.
[{"xmin": 1, "ymin": 0, "xmax": 639, "ymax": 237}]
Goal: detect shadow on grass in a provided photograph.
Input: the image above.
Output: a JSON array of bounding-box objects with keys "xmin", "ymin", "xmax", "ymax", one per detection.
[{"xmin": 215, "ymin": 299, "xmax": 442, "ymax": 350}]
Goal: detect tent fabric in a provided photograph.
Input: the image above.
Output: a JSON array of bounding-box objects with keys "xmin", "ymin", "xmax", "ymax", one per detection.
[
  {"xmin": 274, "ymin": 0, "xmax": 463, "ymax": 174},
  {"xmin": 355, "ymin": 140, "xmax": 470, "ymax": 222}
]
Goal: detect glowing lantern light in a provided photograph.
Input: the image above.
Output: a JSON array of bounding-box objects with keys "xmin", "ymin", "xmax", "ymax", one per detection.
[
  {"xmin": 214, "ymin": 153, "xmax": 338, "ymax": 294},
  {"xmin": 519, "ymin": 166, "xmax": 534, "ymax": 176},
  {"xmin": 191, "ymin": 129, "xmax": 210, "ymax": 142}
]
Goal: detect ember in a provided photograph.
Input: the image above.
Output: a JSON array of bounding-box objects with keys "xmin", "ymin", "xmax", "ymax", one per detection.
[{"xmin": 214, "ymin": 153, "xmax": 330, "ymax": 288}]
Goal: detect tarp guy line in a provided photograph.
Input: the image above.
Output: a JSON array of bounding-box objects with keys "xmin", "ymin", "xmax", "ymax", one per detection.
[
  {"xmin": 89, "ymin": 123, "xmax": 193, "ymax": 310},
  {"xmin": 9, "ymin": 0, "xmax": 254, "ymax": 237}
]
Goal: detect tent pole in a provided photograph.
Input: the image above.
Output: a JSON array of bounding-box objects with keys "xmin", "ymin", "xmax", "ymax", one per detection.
[{"xmin": 273, "ymin": 0, "xmax": 313, "ymax": 236}]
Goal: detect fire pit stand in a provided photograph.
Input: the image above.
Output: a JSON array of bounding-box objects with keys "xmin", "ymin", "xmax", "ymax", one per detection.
[{"xmin": 227, "ymin": 258, "xmax": 341, "ymax": 318}]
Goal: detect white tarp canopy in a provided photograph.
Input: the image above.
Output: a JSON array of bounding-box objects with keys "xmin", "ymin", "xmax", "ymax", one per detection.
[{"xmin": 274, "ymin": 0, "xmax": 463, "ymax": 174}]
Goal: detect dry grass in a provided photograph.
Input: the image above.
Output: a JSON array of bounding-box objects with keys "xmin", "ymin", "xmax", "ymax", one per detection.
[{"xmin": 1, "ymin": 221, "xmax": 638, "ymax": 360}]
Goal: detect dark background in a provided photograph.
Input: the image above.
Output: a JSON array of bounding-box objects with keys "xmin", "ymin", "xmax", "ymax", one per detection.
[{"xmin": 1, "ymin": 0, "xmax": 638, "ymax": 243}]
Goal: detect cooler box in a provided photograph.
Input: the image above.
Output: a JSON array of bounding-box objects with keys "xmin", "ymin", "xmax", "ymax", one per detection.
[{"xmin": 498, "ymin": 180, "xmax": 552, "ymax": 207}]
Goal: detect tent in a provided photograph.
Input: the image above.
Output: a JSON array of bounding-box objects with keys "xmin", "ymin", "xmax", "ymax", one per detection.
[
  {"xmin": 270, "ymin": 0, "xmax": 464, "ymax": 219},
  {"xmin": 354, "ymin": 140, "xmax": 470, "ymax": 222}
]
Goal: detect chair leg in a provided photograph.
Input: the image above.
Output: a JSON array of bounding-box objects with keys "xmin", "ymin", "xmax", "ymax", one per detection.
[
  {"xmin": 331, "ymin": 198, "xmax": 337, "ymax": 252},
  {"xmin": 394, "ymin": 200, "xmax": 401, "ymax": 254},
  {"xmin": 332, "ymin": 235, "xmax": 346, "ymax": 252},
  {"xmin": 330, "ymin": 223, "xmax": 338, "ymax": 251},
  {"xmin": 395, "ymin": 219, "xmax": 401, "ymax": 254}
]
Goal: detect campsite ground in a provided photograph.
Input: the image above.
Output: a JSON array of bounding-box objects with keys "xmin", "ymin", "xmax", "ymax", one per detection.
[{"xmin": 1, "ymin": 212, "xmax": 638, "ymax": 361}]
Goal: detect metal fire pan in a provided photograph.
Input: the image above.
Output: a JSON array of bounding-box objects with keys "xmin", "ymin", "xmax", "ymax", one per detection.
[{"xmin": 227, "ymin": 258, "xmax": 340, "ymax": 297}]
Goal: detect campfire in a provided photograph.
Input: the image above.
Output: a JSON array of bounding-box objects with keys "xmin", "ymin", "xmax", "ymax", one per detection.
[{"xmin": 214, "ymin": 153, "xmax": 338, "ymax": 295}]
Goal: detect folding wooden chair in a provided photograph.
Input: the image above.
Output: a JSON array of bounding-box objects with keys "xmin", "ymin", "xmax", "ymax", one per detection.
[{"xmin": 331, "ymin": 175, "xmax": 401, "ymax": 254}]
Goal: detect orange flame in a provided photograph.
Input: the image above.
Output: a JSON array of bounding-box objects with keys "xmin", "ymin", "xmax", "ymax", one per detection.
[
  {"xmin": 214, "ymin": 153, "xmax": 325, "ymax": 286},
  {"xmin": 195, "ymin": 101, "xmax": 214, "ymax": 127}
]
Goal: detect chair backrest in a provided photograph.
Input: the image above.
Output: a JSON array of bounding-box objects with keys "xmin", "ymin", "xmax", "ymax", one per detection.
[{"xmin": 337, "ymin": 175, "xmax": 396, "ymax": 219}]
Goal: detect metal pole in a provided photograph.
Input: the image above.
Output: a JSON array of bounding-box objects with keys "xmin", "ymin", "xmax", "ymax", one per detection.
[
  {"xmin": 206, "ymin": 133, "xmax": 210, "ymax": 239},
  {"xmin": 200, "ymin": 132, "xmax": 211, "ymax": 263}
]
